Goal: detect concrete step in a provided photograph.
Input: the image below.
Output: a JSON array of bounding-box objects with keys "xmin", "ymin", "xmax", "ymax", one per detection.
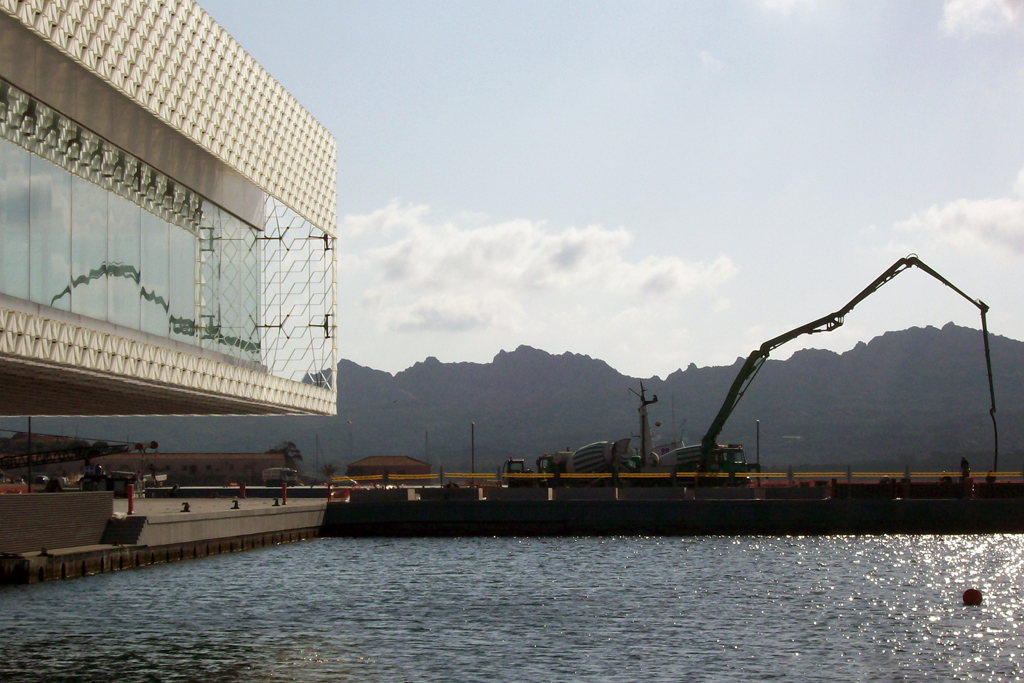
[{"xmin": 101, "ymin": 516, "xmax": 147, "ymax": 545}]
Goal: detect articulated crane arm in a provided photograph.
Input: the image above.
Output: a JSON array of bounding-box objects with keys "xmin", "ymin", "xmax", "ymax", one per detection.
[{"xmin": 700, "ymin": 255, "xmax": 999, "ymax": 470}]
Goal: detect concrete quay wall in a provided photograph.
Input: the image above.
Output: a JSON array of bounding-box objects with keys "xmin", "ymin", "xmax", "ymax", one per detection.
[
  {"xmin": 148, "ymin": 486, "xmax": 333, "ymax": 499},
  {"xmin": 132, "ymin": 503, "xmax": 326, "ymax": 546},
  {"xmin": 322, "ymin": 498, "xmax": 1024, "ymax": 536},
  {"xmin": 1, "ymin": 526, "xmax": 320, "ymax": 584},
  {"xmin": 1, "ymin": 500, "xmax": 326, "ymax": 584},
  {"xmin": 0, "ymin": 492, "xmax": 113, "ymax": 554}
]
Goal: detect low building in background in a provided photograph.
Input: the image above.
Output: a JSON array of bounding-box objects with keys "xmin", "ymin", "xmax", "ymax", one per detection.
[
  {"xmin": 346, "ymin": 456, "xmax": 431, "ymax": 479},
  {"xmin": 97, "ymin": 452, "xmax": 287, "ymax": 486}
]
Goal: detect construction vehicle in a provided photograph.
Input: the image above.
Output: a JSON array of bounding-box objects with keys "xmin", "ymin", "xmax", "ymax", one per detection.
[
  {"xmin": 261, "ymin": 467, "xmax": 299, "ymax": 486},
  {"xmin": 80, "ymin": 464, "xmax": 141, "ymax": 495},
  {"xmin": 534, "ymin": 438, "xmax": 634, "ymax": 485},
  {"xmin": 501, "ymin": 457, "xmax": 534, "ymax": 487},
  {"xmin": 504, "ymin": 255, "xmax": 996, "ymax": 488},
  {"xmin": 654, "ymin": 442, "xmax": 754, "ymax": 480},
  {"xmin": 661, "ymin": 254, "xmax": 998, "ymax": 479}
]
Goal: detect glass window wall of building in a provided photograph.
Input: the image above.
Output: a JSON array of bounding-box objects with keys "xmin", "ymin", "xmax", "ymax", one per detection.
[
  {"xmin": 0, "ymin": 138, "xmax": 29, "ymax": 300},
  {"xmin": 0, "ymin": 80, "xmax": 261, "ymax": 365},
  {"xmin": 0, "ymin": 78, "xmax": 335, "ymax": 388}
]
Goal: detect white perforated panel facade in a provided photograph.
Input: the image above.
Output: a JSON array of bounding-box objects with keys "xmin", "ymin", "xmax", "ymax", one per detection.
[
  {"xmin": 0, "ymin": 305, "xmax": 337, "ymax": 415},
  {"xmin": 0, "ymin": 0, "xmax": 337, "ymax": 236}
]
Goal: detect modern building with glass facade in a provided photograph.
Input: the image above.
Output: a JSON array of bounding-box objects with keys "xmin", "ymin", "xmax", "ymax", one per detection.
[{"xmin": 0, "ymin": 0, "xmax": 337, "ymax": 415}]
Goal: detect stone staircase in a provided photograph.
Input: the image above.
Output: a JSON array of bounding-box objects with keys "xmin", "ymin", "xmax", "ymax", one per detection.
[{"xmin": 101, "ymin": 516, "xmax": 148, "ymax": 545}]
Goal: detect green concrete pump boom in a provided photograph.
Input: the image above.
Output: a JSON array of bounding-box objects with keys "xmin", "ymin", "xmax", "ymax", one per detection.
[{"xmin": 700, "ymin": 254, "xmax": 999, "ymax": 469}]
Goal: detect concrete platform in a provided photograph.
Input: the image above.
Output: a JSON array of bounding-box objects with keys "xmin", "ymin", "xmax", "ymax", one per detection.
[
  {"xmin": 485, "ymin": 487, "xmax": 553, "ymax": 501},
  {"xmin": 108, "ymin": 499, "xmax": 325, "ymax": 546},
  {"xmin": 322, "ymin": 497, "xmax": 1024, "ymax": 537},
  {"xmin": 694, "ymin": 488, "xmax": 764, "ymax": 500},
  {"xmin": 618, "ymin": 487, "xmax": 694, "ymax": 501},
  {"xmin": 112, "ymin": 496, "xmax": 318, "ymax": 516},
  {"xmin": 1, "ymin": 497, "xmax": 326, "ymax": 584}
]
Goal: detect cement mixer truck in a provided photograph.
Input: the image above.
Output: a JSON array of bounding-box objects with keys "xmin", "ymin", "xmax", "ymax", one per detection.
[
  {"xmin": 651, "ymin": 443, "xmax": 752, "ymax": 479},
  {"xmin": 536, "ymin": 437, "xmax": 635, "ymax": 485}
]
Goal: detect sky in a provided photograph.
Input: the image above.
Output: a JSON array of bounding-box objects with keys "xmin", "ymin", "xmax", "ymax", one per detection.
[{"xmin": 204, "ymin": 0, "xmax": 1024, "ymax": 378}]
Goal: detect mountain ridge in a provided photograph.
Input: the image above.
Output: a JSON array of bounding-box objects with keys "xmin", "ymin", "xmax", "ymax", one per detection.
[{"xmin": 4, "ymin": 322, "xmax": 1021, "ymax": 473}]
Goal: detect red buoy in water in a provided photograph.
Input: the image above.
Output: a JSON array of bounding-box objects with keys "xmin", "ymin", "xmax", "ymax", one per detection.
[{"xmin": 963, "ymin": 589, "xmax": 983, "ymax": 606}]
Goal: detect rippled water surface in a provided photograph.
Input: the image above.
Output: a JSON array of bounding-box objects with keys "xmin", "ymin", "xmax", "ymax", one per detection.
[{"xmin": 2, "ymin": 536, "xmax": 1023, "ymax": 682}]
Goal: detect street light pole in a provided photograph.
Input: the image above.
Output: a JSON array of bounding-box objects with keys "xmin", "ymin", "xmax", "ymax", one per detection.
[
  {"xmin": 756, "ymin": 420, "xmax": 760, "ymax": 467},
  {"xmin": 471, "ymin": 422, "xmax": 475, "ymax": 477},
  {"xmin": 756, "ymin": 419, "xmax": 761, "ymax": 488},
  {"xmin": 26, "ymin": 416, "xmax": 32, "ymax": 494}
]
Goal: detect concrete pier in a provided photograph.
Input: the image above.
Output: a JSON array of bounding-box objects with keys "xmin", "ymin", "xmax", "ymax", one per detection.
[
  {"xmin": 322, "ymin": 495, "xmax": 1024, "ymax": 537},
  {"xmin": 0, "ymin": 495, "xmax": 325, "ymax": 584},
  {"xmin": 7, "ymin": 484, "xmax": 1024, "ymax": 583}
]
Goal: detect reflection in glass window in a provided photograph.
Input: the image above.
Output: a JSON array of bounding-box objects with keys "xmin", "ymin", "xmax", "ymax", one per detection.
[
  {"xmin": 0, "ymin": 140, "xmax": 29, "ymax": 299},
  {"xmin": 195, "ymin": 205, "xmax": 258, "ymax": 362},
  {"xmin": 241, "ymin": 221, "xmax": 260, "ymax": 361},
  {"xmin": 70, "ymin": 176, "xmax": 108, "ymax": 320},
  {"xmin": 199, "ymin": 204, "xmax": 223, "ymax": 355},
  {"xmin": 140, "ymin": 212, "xmax": 169, "ymax": 337},
  {"xmin": 168, "ymin": 225, "xmax": 197, "ymax": 345},
  {"xmin": 0, "ymin": 80, "xmax": 336, "ymax": 383},
  {"xmin": 107, "ymin": 194, "xmax": 142, "ymax": 330},
  {"xmin": 219, "ymin": 214, "xmax": 243, "ymax": 343},
  {"xmin": 29, "ymin": 156, "xmax": 71, "ymax": 311}
]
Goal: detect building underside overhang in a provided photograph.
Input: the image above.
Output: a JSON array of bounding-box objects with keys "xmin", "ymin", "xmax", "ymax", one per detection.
[
  {"xmin": 0, "ymin": 355, "xmax": 299, "ymax": 416},
  {"xmin": 0, "ymin": 304, "xmax": 335, "ymax": 416}
]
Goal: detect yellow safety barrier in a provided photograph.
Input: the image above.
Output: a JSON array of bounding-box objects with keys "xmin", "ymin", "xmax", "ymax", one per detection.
[
  {"xmin": 619, "ymin": 473, "xmax": 672, "ymax": 479},
  {"xmin": 443, "ymin": 473, "xmax": 498, "ymax": 479},
  {"xmin": 386, "ymin": 474, "xmax": 438, "ymax": 480}
]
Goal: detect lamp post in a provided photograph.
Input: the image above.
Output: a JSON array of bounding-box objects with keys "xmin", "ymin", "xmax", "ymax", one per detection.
[
  {"xmin": 471, "ymin": 422, "xmax": 475, "ymax": 481},
  {"xmin": 347, "ymin": 420, "xmax": 353, "ymax": 460},
  {"xmin": 26, "ymin": 416, "xmax": 32, "ymax": 494}
]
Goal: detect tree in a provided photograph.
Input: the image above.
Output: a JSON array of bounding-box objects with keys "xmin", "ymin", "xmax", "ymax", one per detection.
[
  {"xmin": 320, "ymin": 462, "xmax": 338, "ymax": 481},
  {"xmin": 267, "ymin": 441, "xmax": 302, "ymax": 470}
]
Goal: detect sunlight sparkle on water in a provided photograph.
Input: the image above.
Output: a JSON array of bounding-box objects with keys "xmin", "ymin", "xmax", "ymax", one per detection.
[{"xmin": 1, "ymin": 535, "xmax": 1023, "ymax": 681}]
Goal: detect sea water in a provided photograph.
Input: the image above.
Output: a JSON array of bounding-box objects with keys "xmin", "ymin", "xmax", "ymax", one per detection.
[{"xmin": 1, "ymin": 535, "xmax": 1022, "ymax": 682}]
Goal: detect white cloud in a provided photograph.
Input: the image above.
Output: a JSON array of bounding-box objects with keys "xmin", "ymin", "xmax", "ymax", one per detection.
[
  {"xmin": 941, "ymin": 0, "xmax": 1024, "ymax": 37},
  {"xmin": 700, "ymin": 51, "xmax": 724, "ymax": 73},
  {"xmin": 344, "ymin": 203, "xmax": 738, "ymax": 333},
  {"xmin": 339, "ymin": 200, "xmax": 430, "ymax": 238},
  {"xmin": 894, "ymin": 168, "xmax": 1024, "ymax": 254},
  {"xmin": 378, "ymin": 293, "xmax": 523, "ymax": 333},
  {"xmin": 754, "ymin": 0, "xmax": 821, "ymax": 16}
]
